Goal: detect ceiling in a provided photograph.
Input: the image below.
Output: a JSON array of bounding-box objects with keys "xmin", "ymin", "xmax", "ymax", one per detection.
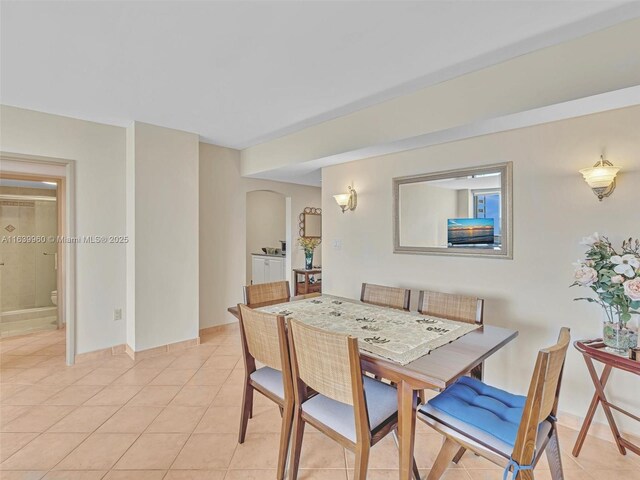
[{"xmin": 1, "ymin": 1, "xmax": 634, "ymax": 149}]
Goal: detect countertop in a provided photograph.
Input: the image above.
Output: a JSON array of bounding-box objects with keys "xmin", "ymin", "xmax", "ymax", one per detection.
[{"xmin": 252, "ymin": 253, "xmax": 286, "ymax": 258}]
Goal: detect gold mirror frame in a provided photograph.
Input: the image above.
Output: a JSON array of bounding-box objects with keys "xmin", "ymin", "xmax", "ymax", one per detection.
[
  {"xmin": 299, "ymin": 207, "xmax": 322, "ymax": 238},
  {"xmin": 393, "ymin": 162, "xmax": 513, "ymax": 259}
]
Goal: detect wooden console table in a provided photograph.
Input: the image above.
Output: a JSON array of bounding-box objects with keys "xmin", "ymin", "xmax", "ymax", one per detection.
[
  {"xmin": 572, "ymin": 339, "xmax": 639, "ymax": 457},
  {"xmin": 293, "ymin": 268, "xmax": 321, "ymax": 295}
]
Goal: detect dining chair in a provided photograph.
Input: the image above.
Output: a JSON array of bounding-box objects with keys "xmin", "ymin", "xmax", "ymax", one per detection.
[
  {"xmin": 287, "ymin": 319, "xmax": 420, "ymax": 480},
  {"xmin": 361, "ymin": 282, "xmax": 411, "ymax": 310},
  {"xmin": 418, "ymin": 290, "xmax": 484, "ymax": 380},
  {"xmin": 237, "ymin": 304, "xmax": 294, "ymax": 480},
  {"xmin": 244, "ymin": 280, "xmax": 291, "ymax": 305},
  {"xmin": 418, "ymin": 327, "xmax": 571, "ymax": 480}
]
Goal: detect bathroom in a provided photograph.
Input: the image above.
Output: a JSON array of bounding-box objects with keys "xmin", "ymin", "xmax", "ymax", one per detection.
[{"xmin": 0, "ymin": 179, "xmax": 59, "ymax": 337}]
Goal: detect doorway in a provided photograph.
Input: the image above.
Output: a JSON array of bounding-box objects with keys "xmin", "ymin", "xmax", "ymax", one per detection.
[
  {"xmin": 1, "ymin": 154, "xmax": 76, "ymax": 365},
  {"xmin": 0, "ymin": 177, "xmax": 61, "ymax": 337},
  {"xmin": 246, "ymin": 190, "xmax": 288, "ymax": 286}
]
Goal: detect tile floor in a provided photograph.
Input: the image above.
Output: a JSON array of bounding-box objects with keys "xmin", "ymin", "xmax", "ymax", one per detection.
[{"xmin": 1, "ymin": 327, "xmax": 639, "ymax": 480}]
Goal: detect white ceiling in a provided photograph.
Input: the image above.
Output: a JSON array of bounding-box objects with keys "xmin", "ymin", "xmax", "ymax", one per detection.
[{"xmin": 1, "ymin": 1, "xmax": 634, "ymax": 149}]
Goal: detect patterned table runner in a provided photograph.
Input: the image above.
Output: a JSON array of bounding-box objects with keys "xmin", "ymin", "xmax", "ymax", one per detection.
[{"xmin": 258, "ymin": 294, "xmax": 480, "ymax": 365}]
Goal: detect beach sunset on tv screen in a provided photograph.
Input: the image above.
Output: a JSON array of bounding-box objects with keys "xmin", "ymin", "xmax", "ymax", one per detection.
[{"xmin": 447, "ymin": 218, "xmax": 495, "ymax": 245}]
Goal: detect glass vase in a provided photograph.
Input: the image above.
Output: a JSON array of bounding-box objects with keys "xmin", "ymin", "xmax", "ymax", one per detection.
[
  {"xmin": 304, "ymin": 250, "xmax": 313, "ymax": 270},
  {"xmin": 602, "ymin": 310, "xmax": 638, "ymax": 354}
]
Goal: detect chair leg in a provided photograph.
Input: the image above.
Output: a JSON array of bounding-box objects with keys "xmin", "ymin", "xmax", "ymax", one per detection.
[
  {"xmin": 353, "ymin": 442, "xmax": 370, "ymax": 480},
  {"xmin": 545, "ymin": 428, "xmax": 564, "ymax": 480},
  {"xmin": 452, "ymin": 447, "xmax": 466, "ymax": 464},
  {"xmin": 427, "ymin": 437, "xmax": 460, "ymax": 480},
  {"xmin": 412, "ymin": 457, "xmax": 421, "ymax": 480},
  {"xmin": 276, "ymin": 400, "xmax": 294, "ymax": 480},
  {"xmin": 516, "ymin": 470, "xmax": 535, "ymax": 480},
  {"xmin": 470, "ymin": 361, "xmax": 484, "ymax": 381},
  {"xmin": 238, "ymin": 379, "xmax": 254, "ymax": 444},
  {"xmin": 287, "ymin": 408, "xmax": 305, "ymax": 480}
]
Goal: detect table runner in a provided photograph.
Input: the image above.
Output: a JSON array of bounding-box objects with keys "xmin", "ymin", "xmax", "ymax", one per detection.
[{"xmin": 258, "ymin": 294, "xmax": 480, "ymax": 365}]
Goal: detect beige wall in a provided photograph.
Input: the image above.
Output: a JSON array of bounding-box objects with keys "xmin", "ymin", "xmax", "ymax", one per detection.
[
  {"xmin": 242, "ymin": 19, "xmax": 640, "ymax": 176},
  {"xmin": 199, "ymin": 143, "xmax": 321, "ymax": 328},
  {"xmin": 0, "ymin": 105, "xmax": 127, "ymax": 354},
  {"xmin": 321, "ymin": 105, "xmax": 640, "ymax": 435},
  {"xmin": 399, "ymin": 183, "xmax": 457, "ymax": 247},
  {"xmin": 246, "ymin": 190, "xmax": 286, "ymax": 283},
  {"xmin": 0, "ymin": 193, "xmax": 57, "ymax": 311},
  {"xmin": 127, "ymin": 122, "xmax": 200, "ymax": 351}
]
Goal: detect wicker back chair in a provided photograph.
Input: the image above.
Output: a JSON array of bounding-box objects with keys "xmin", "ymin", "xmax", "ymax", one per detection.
[
  {"xmin": 360, "ymin": 283, "xmax": 410, "ymax": 311},
  {"xmin": 419, "ymin": 327, "xmax": 571, "ymax": 480},
  {"xmin": 237, "ymin": 304, "xmax": 293, "ymax": 480},
  {"xmin": 418, "ymin": 290, "xmax": 483, "ymax": 324},
  {"xmin": 244, "ymin": 281, "xmax": 290, "ymax": 305},
  {"xmin": 419, "ymin": 290, "xmax": 484, "ymax": 384},
  {"xmin": 287, "ymin": 319, "xmax": 419, "ymax": 480}
]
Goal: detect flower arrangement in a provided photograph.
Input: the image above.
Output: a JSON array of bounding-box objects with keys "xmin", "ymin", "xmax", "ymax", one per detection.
[
  {"xmin": 297, "ymin": 236, "xmax": 321, "ymax": 253},
  {"xmin": 572, "ymin": 233, "xmax": 640, "ymax": 352},
  {"xmin": 298, "ymin": 237, "xmax": 320, "ymax": 270}
]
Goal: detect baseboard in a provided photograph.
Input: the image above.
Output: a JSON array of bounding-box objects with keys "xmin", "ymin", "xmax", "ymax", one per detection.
[
  {"xmin": 126, "ymin": 337, "xmax": 201, "ymax": 361},
  {"xmin": 558, "ymin": 409, "xmax": 640, "ymax": 446},
  {"xmin": 74, "ymin": 336, "xmax": 200, "ymax": 363},
  {"xmin": 74, "ymin": 344, "xmax": 127, "ymax": 363},
  {"xmin": 199, "ymin": 322, "xmax": 238, "ymax": 336}
]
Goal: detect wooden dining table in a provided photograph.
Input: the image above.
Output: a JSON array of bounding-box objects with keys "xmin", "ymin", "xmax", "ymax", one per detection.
[{"xmin": 227, "ymin": 293, "xmax": 518, "ymax": 480}]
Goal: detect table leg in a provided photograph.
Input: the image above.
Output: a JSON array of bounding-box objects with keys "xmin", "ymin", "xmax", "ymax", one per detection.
[
  {"xmin": 397, "ymin": 380, "xmax": 417, "ymax": 480},
  {"xmin": 573, "ymin": 356, "xmax": 627, "ymax": 457},
  {"xmin": 584, "ymin": 356, "xmax": 626, "ymax": 455},
  {"xmin": 573, "ymin": 361, "xmax": 612, "ymax": 457}
]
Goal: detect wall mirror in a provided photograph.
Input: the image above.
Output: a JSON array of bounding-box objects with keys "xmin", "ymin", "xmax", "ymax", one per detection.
[
  {"xmin": 393, "ymin": 162, "xmax": 512, "ymax": 258},
  {"xmin": 299, "ymin": 207, "xmax": 322, "ymax": 238}
]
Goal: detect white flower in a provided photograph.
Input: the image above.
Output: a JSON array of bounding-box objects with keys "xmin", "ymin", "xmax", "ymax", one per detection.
[
  {"xmin": 611, "ymin": 254, "xmax": 640, "ymax": 277},
  {"xmin": 611, "ymin": 275, "xmax": 625, "ymax": 284},
  {"xmin": 624, "ymin": 277, "xmax": 640, "ymax": 301},
  {"xmin": 580, "ymin": 233, "xmax": 600, "ymax": 246},
  {"xmin": 574, "ymin": 266, "xmax": 598, "ymax": 286}
]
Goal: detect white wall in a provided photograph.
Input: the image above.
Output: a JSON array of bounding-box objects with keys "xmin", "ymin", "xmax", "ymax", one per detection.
[
  {"xmin": 246, "ymin": 190, "xmax": 286, "ymax": 283},
  {"xmin": 322, "ymin": 105, "xmax": 640, "ymax": 435},
  {"xmin": 0, "ymin": 105, "xmax": 127, "ymax": 354},
  {"xmin": 129, "ymin": 122, "xmax": 199, "ymax": 351},
  {"xmin": 199, "ymin": 143, "xmax": 321, "ymax": 328}
]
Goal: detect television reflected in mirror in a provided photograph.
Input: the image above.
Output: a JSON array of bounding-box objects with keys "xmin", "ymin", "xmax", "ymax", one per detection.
[{"xmin": 393, "ymin": 162, "xmax": 512, "ymax": 258}]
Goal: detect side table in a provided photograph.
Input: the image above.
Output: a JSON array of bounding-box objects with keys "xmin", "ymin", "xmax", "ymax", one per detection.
[{"xmin": 572, "ymin": 339, "xmax": 639, "ymax": 457}]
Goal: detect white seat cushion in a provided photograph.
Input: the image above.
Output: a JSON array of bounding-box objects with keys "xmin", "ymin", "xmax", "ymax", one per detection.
[
  {"xmin": 250, "ymin": 366, "xmax": 284, "ymax": 400},
  {"xmin": 302, "ymin": 376, "xmax": 397, "ymax": 442}
]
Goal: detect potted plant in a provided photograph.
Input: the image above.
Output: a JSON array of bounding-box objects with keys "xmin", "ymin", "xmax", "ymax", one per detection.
[
  {"xmin": 298, "ymin": 237, "xmax": 321, "ymax": 270},
  {"xmin": 572, "ymin": 233, "xmax": 640, "ymax": 353}
]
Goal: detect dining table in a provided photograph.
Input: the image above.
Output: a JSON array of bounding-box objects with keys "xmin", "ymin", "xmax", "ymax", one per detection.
[{"xmin": 227, "ymin": 293, "xmax": 518, "ymax": 480}]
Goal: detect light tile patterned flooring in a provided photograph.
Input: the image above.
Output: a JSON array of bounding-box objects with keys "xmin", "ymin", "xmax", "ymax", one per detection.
[{"xmin": 1, "ymin": 327, "xmax": 639, "ymax": 480}]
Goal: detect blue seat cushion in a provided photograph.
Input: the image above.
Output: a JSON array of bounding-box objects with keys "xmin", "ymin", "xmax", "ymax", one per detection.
[
  {"xmin": 250, "ymin": 366, "xmax": 284, "ymax": 400},
  {"xmin": 302, "ymin": 376, "xmax": 398, "ymax": 442},
  {"xmin": 422, "ymin": 376, "xmax": 526, "ymax": 446}
]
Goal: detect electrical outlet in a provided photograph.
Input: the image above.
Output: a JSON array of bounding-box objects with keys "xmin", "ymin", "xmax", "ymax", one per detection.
[
  {"xmin": 114, "ymin": 309, "xmax": 123, "ymax": 321},
  {"xmin": 333, "ymin": 239, "xmax": 342, "ymax": 250}
]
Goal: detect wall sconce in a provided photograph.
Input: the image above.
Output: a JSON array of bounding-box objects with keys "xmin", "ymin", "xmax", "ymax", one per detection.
[
  {"xmin": 579, "ymin": 155, "xmax": 621, "ymax": 201},
  {"xmin": 333, "ymin": 185, "xmax": 357, "ymax": 213}
]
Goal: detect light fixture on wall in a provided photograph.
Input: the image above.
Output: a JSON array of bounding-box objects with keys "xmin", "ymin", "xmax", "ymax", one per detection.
[
  {"xmin": 579, "ymin": 155, "xmax": 621, "ymax": 201},
  {"xmin": 333, "ymin": 185, "xmax": 357, "ymax": 213}
]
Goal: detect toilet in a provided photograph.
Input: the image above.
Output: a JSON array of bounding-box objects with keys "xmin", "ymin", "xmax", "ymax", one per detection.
[{"xmin": 50, "ymin": 290, "xmax": 57, "ymax": 306}]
